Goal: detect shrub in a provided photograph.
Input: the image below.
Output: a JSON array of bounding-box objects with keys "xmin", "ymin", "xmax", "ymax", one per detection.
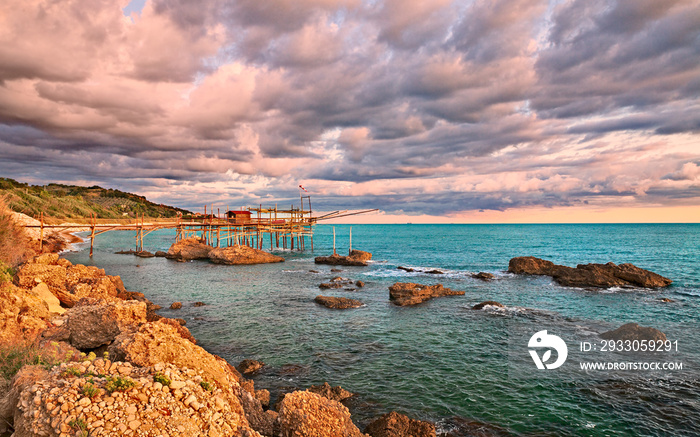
[
  {"xmin": 153, "ymin": 372, "xmax": 171, "ymax": 387},
  {"xmin": 81, "ymin": 382, "xmax": 100, "ymax": 398},
  {"xmin": 200, "ymin": 381, "xmax": 213, "ymax": 392},
  {"xmin": 105, "ymin": 375, "xmax": 136, "ymax": 392},
  {"xmin": 0, "ymin": 342, "xmax": 66, "ymax": 380},
  {"xmin": 69, "ymin": 418, "xmax": 89, "ymax": 437}
]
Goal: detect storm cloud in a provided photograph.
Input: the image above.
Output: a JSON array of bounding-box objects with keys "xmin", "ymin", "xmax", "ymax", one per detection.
[{"xmin": 0, "ymin": 0, "xmax": 698, "ymax": 217}]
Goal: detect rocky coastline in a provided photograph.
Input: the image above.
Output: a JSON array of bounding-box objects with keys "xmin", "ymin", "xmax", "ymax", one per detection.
[{"xmin": 0, "ymin": 252, "xmax": 436, "ymax": 436}]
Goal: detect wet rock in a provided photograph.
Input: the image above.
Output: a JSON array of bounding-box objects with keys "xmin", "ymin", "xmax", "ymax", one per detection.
[
  {"xmin": 659, "ymin": 297, "xmax": 674, "ymax": 303},
  {"xmin": 425, "ymin": 269, "xmax": 444, "ymax": 275},
  {"xmin": 193, "ymin": 301, "xmax": 206, "ymax": 307},
  {"xmin": 315, "ymin": 295, "xmax": 364, "ymax": 309},
  {"xmin": 173, "ymin": 317, "xmax": 187, "ymax": 326},
  {"xmin": 508, "ymin": 256, "xmax": 672, "ymax": 289},
  {"xmin": 276, "ymin": 391, "xmax": 366, "ymax": 437},
  {"xmin": 309, "ymin": 270, "xmax": 320, "ymax": 273},
  {"xmin": 471, "ymin": 272, "xmax": 494, "ymax": 281},
  {"xmin": 315, "ymin": 250, "xmax": 372, "ymax": 267},
  {"xmin": 166, "ymin": 237, "xmax": 212, "ymax": 261},
  {"xmin": 319, "ymin": 282, "xmax": 343, "ymax": 289},
  {"xmin": 154, "ymin": 251, "xmax": 169, "ymax": 257},
  {"xmin": 135, "ymin": 250, "xmax": 155, "ymax": 258},
  {"xmin": 389, "ymin": 282, "xmax": 465, "ymax": 306},
  {"xmin": 170, "ymin": 302, "xmax": 182, "ymax": 310},
  {"xmin": 308, "ymin": 382, "xmax": 354, "ymax": 403},
  {"xmin": 238, "ymin": 359, "xmax": 265, "ymax": 374},
  {"xmin": 115, "ymin": 250, "xmax": 137, "ymax": 255},
  {"xmin": 355, "ymin": 280, "xmax": 365, "ymax": 288},
  {"xmin": 209, "ymin": 245, "xmax": 284, "ymax": 265},
  {"xmin": 331, "ymin": 268, "xmax": 343, "ymax": 272},
  {"xmin": 599, "ymin": 323, "xmax": 667, "ymax": 342},
  {"xmin": 397, "ymin": 266, "xmax": 415, "ymax": 272},
  {"xmin": 279, "ymin": 364, "xmax": 307, "ymax": 376},
  {"xmin": 471, "ymin": 301, "xmax": 504, "ymax": 310},
  {"xmin": 365, "ymin": 411, "xmax": 436, "ymax": 437}
]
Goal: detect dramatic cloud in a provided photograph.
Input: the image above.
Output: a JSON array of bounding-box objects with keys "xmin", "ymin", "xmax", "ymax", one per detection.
[{"xmin": 0, "ymin": 0, "xmax": 698, "ymax": 219}]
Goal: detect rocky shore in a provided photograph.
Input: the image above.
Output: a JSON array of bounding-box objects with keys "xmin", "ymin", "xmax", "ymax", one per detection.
[{"xmin": 0, "ymin": 250, "xmax": 437, "ymax": 436}]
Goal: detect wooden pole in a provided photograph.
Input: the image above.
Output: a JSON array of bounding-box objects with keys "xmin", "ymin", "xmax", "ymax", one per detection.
[
  {"xmin": 349, "ymin": 226, "xmax": 352, "ymax": 254},
  {"xmin": 89, "ymin": 213, "xmax": 95, "ymax": 257},
  {"xmin": 333, "ymin": 226, "xmax": 336, "ymax": 255}
]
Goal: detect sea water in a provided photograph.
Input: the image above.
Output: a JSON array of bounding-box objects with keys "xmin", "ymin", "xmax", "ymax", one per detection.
[{"xmin": 63, "ymin": 224, "xmax": 700, "ymax": 436}]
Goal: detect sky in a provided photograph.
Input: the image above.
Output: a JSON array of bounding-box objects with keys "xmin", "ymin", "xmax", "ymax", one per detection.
[{"xmin": 0, "ymin": 0, "xmax": 698, "ymax": 223}]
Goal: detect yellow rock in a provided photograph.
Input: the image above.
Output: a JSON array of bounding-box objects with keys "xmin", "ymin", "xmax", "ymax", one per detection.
[{"xmin": 31, "ymin": 282, "xmax": 65, "ymax": 315}]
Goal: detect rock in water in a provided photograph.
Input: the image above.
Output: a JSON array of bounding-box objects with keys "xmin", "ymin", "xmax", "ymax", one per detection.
[
  {"xmin": 154, "ymin": 251, "xmax": 168, "ymax": 257},
  {"xmin": 238, "ymin": 359, "xmax": 265, "ymax": 374},
  {"xmin": 472, "ymin": 301, "xmax": 504, "ymax": 310},
  {"xmin": 471, "ymin": 272, "xmax": 494, "ymax": 281},
  {"xmin": 364, "ymin": 411, "xmax": 436, "ymax": 437},
  {"xmin": 388, "ymin": 282, "xmax": 465, "ymax": 306},
  {"xmin": 276, "ymin": 391, "xmax": 366, "ymax": 437},
  {"xmin": 170, "ymin": 302, "xmax": 182, "ymax": 309},
  {"xmin": 308, "ymin": 382, "xmax": 354, "ymax": 402},
  {"xmin": 315, "ymin": 250, "xmax": 372, "ymax": 266},
  {"xmin": 600, "ymin": 323, "xmax": 667, "ymax": 342},
  {"xmin": 508, "ymin": 256, "xmax": 671, "ymax": 289},
  {"xmin": 314, "ymin": 295, "xmax": 363, "ymax": 309},
  {"xmin": 135, "ymin": 250, "xmax": 155, "ymax": 258},
  {"xmin": 166, "ymin": 238, "xmax": 212, "ymax": 260},
  {"xmin": 208, "ymin": 245, "xmax": 284, "ymax": 265}
]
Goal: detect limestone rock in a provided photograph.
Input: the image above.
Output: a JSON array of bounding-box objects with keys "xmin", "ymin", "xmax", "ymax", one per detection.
[
  {"xmin": 364, "ymin": 411, "xmax": 436, "ymax": 437},
  {"xmin": 315, "ymin": 250, "xmax": 372, "ymax": 267},
  {"xmin": 170, "ymin": 301, "xmax": 183, "ymax": 309},
  {"xmin": 109, "ymin": 320, "xmax": 239, "ymax": 390},
  {"xmin": 29, "ymin": 282, "xmax": 64, "ymax": 315},
  {"xmin": 166, "ymin": 238, "xmax": 213, "ymax": 260},
  {"xmin": 276, "ymin": 390, "xmax": 367, "ymax": 437},
  {"xmin": 11, "ymin": 362, "xmax": 258, "ymax": 437},
  {"xmin": 209, "ymin": 245, "xmax": 284, "ymax": 265},
  {"xmin": 508, "ymin": 257, "xmax": 671, "ymax": 289},
  {"xmin": 154, "ymin": 251, "xmax": 169, "ymax": 257},
  {"xmin": 66, "ymin": 299, "xmax": 147, "ymax": 350},
  {"xmin": 308, "ymin": 382, "xmax": 353, "ymax": 402},
  {"xmin": 471, "ymin": 301, "xmax": 504, "ymax": 310},
  {"xmin": 388, "ymin": 283, "xmax": 465, "ymax": 306},
  {"xmin": 135, "ymin": 250, "xmax": 155, "ymax": 258},
  {"xmin": 315, "ymin": 295, "xmax": 363, "ymax": 309},
  {"xmin": 599, "ymin": 323, "xmax": 667, "ymax": 342},
  {"xmin": 0, "ymin": 283, "xmax": 50, "ymax": 344}
]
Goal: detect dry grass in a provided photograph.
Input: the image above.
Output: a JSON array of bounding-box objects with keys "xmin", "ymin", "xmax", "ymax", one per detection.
[{"xmin": 0, "ymin": 196, "xmax": 33, "ymax": 273}]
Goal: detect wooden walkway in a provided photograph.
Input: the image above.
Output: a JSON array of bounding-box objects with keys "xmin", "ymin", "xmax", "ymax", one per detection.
[{"xmin": 24, "ymin": 200, "xmax": 377, "ymax": 256}]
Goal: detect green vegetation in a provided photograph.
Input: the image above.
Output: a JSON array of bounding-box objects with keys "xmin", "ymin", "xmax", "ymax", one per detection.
[
  {"xmin": 200, "ymin": 381, "xmax": 213, "ymax": 392},
  {"xmin": 153, "ymin": 372, "xmax": 171, "ymax": 387},
  {"xmin": 0, "ymin": 342, "xmax": 67, "ymax": 380},
  {"xmin": 105, "ymin": 375, "xmax": 136, "ymax": 392},
  {"xmin": 68, "ymin": 418, "xmax": 89, "ymax": 437},
  {"xmin": 61, "ymin": 367, "xmax": 83, "ymax": 378},
  {"xmin": 81, "ymin": 382, "xmax": 100, "ymax": 398},
  {"xmin": 0, "ymin": 178, "xmax": 191, "ymax": 220}
]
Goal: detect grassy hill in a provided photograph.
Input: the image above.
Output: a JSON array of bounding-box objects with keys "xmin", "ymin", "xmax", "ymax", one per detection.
[{"xmin": 0, "ymin": 178, "xmax": 191, "ymax": 221}]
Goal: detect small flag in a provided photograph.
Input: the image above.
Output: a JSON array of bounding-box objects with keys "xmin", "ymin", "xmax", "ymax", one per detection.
[{"xmin": 299, "ymin": 185, "xmax": 308, "ymax": 192}]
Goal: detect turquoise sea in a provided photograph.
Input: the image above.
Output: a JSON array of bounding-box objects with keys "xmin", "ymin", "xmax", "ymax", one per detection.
[{"xmin": 63, "ymin": 224, "xmax": 700, "ymax": 436}]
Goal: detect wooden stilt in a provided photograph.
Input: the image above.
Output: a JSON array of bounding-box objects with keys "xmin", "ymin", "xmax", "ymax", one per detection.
[
  {"xmin": 349, "ymin": 226, "xmax": 352, "ymax": 254},
  {"xmin": 333, "ymin": 226, "xmax": 336, "ymax": 255},
  {"xmin": 39, "ymin": 212, "xmax": 44, "ymax": 252}
]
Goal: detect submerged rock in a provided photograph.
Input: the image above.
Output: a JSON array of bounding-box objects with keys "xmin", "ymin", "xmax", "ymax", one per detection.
[
  {"xmin": 308, "ymin": 382, "xmax": 354, "ymax": 403},
  {"xmin": 315, "ymin": 250, "xmax": 372, "ymax": 267},
  {"xmin": 166, "ymin": 237, "xmax": 212, "ymax": 261},
  {"xmin": 364, "ymin": 411, "xmax": 436, "ymax": 437},
  {"xmin": 238, "ymin": 359, "xmax": 265, "ymax": 374},
  {"xmin": 397, "ymin": 266, "xmax": 415, "ymax": 272},
  {"xmin": 471, "ymin": 301, "xmax": 504, "ymax": 310},
  {"xmin": 389, "ymin": 282, "xmax": 465, "ymax": 306},
  {"xmin": 315, "ymin": 295, "xmax": 364, "ymax": 309},
  {"xmin": 508, "ymin": 256, "xmax": 671, "ymax": 289},
  {"xmin": 209, "ymin": 245, "xmax": 284, "ymax": 265},
  {"xmin": 600, "ymin": 323, "xmax": 667, "ymax": 342},
  {"xmin": 135, "ymin": 250, "xmax": 155, "ymax": 258},
  {"xmin": 276, "ymin": 390, "xmax": 366, "ymax": 437}
]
